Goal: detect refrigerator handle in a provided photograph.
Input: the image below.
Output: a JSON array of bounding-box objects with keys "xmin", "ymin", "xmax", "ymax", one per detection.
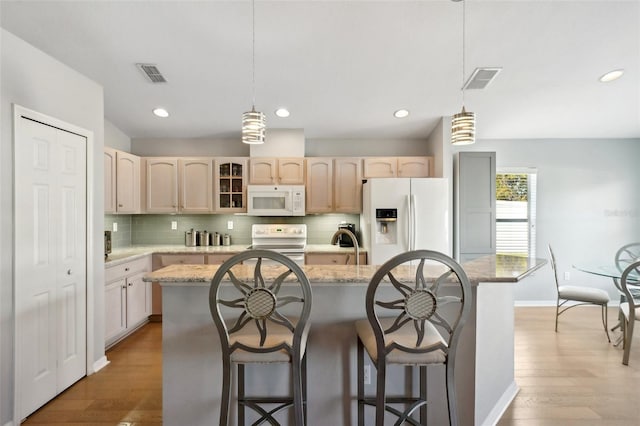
[
  {"xmin": 406, "ymin": 194, "xmax": 412, "ymax": 251},
  {"xmin": 411, "ymin": 194, "xmax": 417, "ymax": 250}
]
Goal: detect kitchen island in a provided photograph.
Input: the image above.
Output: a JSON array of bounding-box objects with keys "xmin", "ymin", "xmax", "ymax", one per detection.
[{"xmin": 144, "ymin": 255, "xmax": 545, "ymax": 426}]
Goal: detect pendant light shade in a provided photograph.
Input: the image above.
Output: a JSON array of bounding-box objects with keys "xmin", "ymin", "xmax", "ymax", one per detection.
[
  {"xmin": 451, "ymin": 0, "xmax": 475, "ymax": 145},
  {"xmin": 242, "ymin": 0, "xmax": 265, "ymax": 145},
  {"xmin": 451, "ymin": 106, "xmax": 476, "ymax": 145},
  {"xmin": 242, "ymin": 108, "xmax": 266, "ymax": 144}
]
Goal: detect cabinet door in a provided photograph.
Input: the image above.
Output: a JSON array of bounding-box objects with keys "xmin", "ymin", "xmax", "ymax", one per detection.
[
  {"xmin": 363, "ymin": 157, "xmax": 397, "ymax": 178},
  {"xmin": 305, "ymin": 158, "xmax": 333, "ymax": 213},
  {"xmin": 455, "ymin": 152, "xmax": 496, "ymax": 262},
  {"xmin": 249, "ymin": 158, "xmax": 277, "ymax": 184},
  {"xmin": 334, "ymin": 158, "xmax": 362, "ymax": 213},
  {"xmin": 179, "ymin": 158, "xmax": 213, "ymax": 213},
  {"xmin": 278, "ymin": 158, "xmax": 305, "ymax": 184},
  {"xmin": 116, "ymin": 151, "xmax": 141, "ymax": 213},
  {"xmin": 215, "ymin": 158, "xmax": 247, "ymax": 212},
  {"xmin": 126, "ymin": 272, "xmax": 149, "ymax": 327},
  {"xmin": 145, "ymin": 158, "xmax": 178, "ymax": 213},
  {"xmin": 105, "ymin": 279, "xmax": 126, "ymax": 342},
  {"xmin": 104, "ymin": 148, "xmax": 116, "ymax": 213},
  {"xmin": 397, "ymin": 156, "xmax": 432, "ymax": 178}
]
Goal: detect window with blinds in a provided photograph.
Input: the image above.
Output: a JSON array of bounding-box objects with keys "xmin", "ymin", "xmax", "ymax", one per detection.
[{"xmin": 496, "ymin": 171, "xmax": 537, "ymax": 258}]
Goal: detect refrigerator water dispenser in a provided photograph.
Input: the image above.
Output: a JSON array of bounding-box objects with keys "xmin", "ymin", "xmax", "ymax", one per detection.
[{"xmin": 375, "ymin": 208, "xmax": 397, "ymax": 244}]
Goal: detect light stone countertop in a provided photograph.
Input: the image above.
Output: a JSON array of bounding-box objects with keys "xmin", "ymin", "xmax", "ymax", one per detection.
[
  {"xmin": 144, "ymin": 254, "xmax": 546, "ymax": 286},
  {"xmin": 105, "ymin": 244, "xmax": 366, "ymax": 267}
]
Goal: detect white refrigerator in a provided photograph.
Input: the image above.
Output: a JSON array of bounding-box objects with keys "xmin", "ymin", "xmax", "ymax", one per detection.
[{"xmin": 360, "ymin": 178, "xmax": 450, "ymax": 265}]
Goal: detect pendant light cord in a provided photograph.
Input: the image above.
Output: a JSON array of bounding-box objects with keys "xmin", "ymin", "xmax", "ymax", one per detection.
[
  {"xmin": 251, "ymin": 0, "xmax": 256, "ymax": 109},
  {"xmin": 461, "ymin": 0, "xmax": 466, "ymax": 107}
]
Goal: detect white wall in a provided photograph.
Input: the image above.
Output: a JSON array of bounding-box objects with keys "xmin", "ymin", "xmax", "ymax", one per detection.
[
  {"xmin": 454, "ymin": 138, "xmax": 640, "ymax": 302},
  {"xmin": 0, "ymin": 29, "xmax": 105, "ymax": 424},
  {"xmin": 132, "ymin": 137, "xmax": 249, "ymax": 157},
  {"xmin": 105, "ymin": 119, "xmax": 131, "ymax": 151}
]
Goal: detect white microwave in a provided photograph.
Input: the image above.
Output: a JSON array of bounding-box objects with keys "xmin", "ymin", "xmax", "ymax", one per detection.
[{"xmin": 247, "ymin": 185, "xmax": 305, "ymax": 216}]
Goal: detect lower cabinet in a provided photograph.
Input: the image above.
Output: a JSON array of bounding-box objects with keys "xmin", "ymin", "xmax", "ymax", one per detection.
[
  {"xmin": 105, "ymin": 256, "xmax": 152, "ymax": 348},
  {"xmin": 305, "ymin": 252, "xmax": 367, "ymax": 265}
]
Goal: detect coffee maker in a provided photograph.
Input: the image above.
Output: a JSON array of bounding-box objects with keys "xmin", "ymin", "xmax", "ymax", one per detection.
[{"xmin": 337, "ymin": 223, "xmax": 357, "ymax": 247}]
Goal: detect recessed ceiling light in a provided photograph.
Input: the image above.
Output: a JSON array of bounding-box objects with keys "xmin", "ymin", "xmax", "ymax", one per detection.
[
  {"xmin": 599, "ymin": 69, "xmax": 624, "ymax": 83},
  {"xmin": 275, "ymin": 108, "xmax": 290, "ymax": 118},
  {"xmin": 152, "ymin": 108, "xmax": 169, "ymax": 118},
  {"xmin": 394, "ymin": 109, "xmax": 409, "ymax": 118}
]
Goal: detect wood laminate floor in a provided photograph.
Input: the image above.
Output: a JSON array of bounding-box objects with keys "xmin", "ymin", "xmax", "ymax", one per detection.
[
  {"xmin": 22, "ymin": 323, "xmax": 162, "ymax": 425},
  {"xmin": 21, "ymin": 307, "xmax": 640, "ymax": 425}
]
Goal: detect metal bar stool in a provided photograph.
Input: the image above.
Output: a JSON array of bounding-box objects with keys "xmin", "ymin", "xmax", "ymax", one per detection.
[
  {"xmin": 209, "ymin": 250, "xmax": 312, "ymax": 425},
  {"xmin": 355, "ymin": 250, "xmax": 472, "ymax": 425}
]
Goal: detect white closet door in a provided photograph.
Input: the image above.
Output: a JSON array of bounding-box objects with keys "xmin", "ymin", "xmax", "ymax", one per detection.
[{"xmin": 15, "ymin": 117, "xmax": 87, "ymax": 419}]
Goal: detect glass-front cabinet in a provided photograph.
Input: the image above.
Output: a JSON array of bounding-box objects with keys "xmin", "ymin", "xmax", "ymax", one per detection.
[{"xmin": 214, "ymin": 158, "xmax": 247, "ymax": 212}]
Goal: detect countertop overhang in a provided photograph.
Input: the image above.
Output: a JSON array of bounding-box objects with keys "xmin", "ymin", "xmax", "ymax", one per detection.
[{"xmin": 143, "ymin": 254, "xmax": 546, "ymax": 286}]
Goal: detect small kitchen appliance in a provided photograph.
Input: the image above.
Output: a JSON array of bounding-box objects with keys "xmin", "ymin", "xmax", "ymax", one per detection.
[
  {"xmin": 337, "ymin": 223, "xmax": 357, "ymax": 247},
  {"xmin": 104, "ymin": 230, "xmax": 112, "ymax": 259}
]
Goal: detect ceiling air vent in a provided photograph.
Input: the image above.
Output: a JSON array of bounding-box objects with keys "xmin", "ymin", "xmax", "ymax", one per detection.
[
  {"xmin": 136, "ymin": 63, "xmax": 167, "ymax": 83},
  {"xmin": 462, "ymin": 67, "xmax": 502, "ymax": 90}
]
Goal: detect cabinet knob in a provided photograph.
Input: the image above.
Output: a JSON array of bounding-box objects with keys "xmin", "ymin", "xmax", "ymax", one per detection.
[
  {"xmin": 118, "ymin": 204, "xmax": 123, "ymax": 207},
  {"xmin": 125, "ymin": 267, "xmax": 130, "ymax": 272},
  {"xmin": 128, "ymin": 282, "xmax": 133, "ymax": 287},
  {"xmin": 67, "ymin": 269, "xmax": 72, "ymax": 275},
  {"xmin": 122, "ymin": 285, "xmax": 126, "ymax": 289}
]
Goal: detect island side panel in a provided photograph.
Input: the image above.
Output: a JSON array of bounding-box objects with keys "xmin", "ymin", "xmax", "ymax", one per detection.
[{"xmin": 475, "ymin": 281, "xmax": 517, "ymax": 426}]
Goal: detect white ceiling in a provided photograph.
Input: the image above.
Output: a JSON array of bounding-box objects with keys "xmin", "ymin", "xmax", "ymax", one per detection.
[{"xmin": 2, "ymin": 0, "xmax": 639, "ymax": 141}]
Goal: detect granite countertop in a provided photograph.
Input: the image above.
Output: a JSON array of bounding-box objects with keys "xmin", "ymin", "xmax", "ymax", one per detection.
[
  {"xmin": 105, "ymin": 244, "xmax": 366, "ymax": 266},
  {"xmin": 144, "ymin": 254, "xmax": 546, "ymax": 286}
]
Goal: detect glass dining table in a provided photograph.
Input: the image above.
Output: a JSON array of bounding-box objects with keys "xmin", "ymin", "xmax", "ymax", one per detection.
[{"xmin": 573, "ymin": 263, "xmax": 640, "ymax": 346}]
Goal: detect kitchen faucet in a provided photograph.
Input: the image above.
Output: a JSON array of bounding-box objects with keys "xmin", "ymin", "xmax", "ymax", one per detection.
[{"xmin": 330, "ymin": 229, "xmax": 360, "ymax": 266}]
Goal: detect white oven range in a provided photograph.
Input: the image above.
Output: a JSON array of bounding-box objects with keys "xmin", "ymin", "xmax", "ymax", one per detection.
[{"xmin": 246, "ymin": 223, "xmax": 307, "ymax": 265}]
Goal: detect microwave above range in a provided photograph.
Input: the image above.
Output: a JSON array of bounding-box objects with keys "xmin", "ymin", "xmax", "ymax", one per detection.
[{"xmin": 246, "ymin": 185, "xmax": 305, "ymax": 216}]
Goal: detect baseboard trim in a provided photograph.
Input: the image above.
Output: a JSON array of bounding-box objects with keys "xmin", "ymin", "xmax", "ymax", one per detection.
[
  {"xmin": 149, "ymin": 314, "xmax": 162, "ymax": 323},
  {"xmin": 515, "ymin": 300, "xmax": 620, "ymax": 307},
  {"xmin": 480, "ymin": 381, "xmax": 519, "ymax": 426},
  {"xmin": 92, "ymin": 355, "xmax": 110, "ymax": 373},
  {"xmin": 4, "ymin": 420, "xmax": 16, "ymax": 426}
]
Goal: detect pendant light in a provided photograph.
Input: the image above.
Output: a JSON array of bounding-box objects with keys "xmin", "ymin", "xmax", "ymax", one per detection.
[
  {"xmin": 451, "ymin": 0, "xmax": 476, "ymax": 145},
  {"xmin": 242, "ymin": 0, "xmax": 266, "ymax": 144}
]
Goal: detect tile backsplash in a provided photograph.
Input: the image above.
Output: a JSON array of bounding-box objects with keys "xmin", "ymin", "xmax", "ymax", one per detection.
[{"xmin": 105, "ymin": 213, "xmax": 360, "ymax": 248}]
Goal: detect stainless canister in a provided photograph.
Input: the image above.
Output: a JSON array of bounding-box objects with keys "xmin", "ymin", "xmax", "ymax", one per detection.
[
  {"xmin": 212, "ymin": 232, "xmax": 221, "ymax": 246},
  {"xmin": 185, "ymin": 228, "xmax": 197, "ymax": 247},
  {"xmin": 198, "ymin": 230, "xmax": 210, "ymax": 246},
  {"xmin": 223, "ymin": 234, "xmax": 231, "ymax": 246}
]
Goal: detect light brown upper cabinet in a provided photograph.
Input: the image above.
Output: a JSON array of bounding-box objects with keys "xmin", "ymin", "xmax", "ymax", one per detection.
[
  {"xmin": 334, "ymin": 157, "xmax": 362, "ymax": 213},
  {"xmin": 363, "ymin": 156, "xmax": 433, "ymax": 178},
  {"xmin": 397, "ymin": 156, "xmax": 433, "ymax": 178},
  {"xmin": 214, "ymin": 157, "xmax": 247, "ymax": 213},
  {"xmin": 306, "ymin": 157, "xmax": 362, "ymax": 214},
  {"xmin": 249, "ymin": 158, "xmax": 305, "ymax": 185},
  {"xmin": 104, "ymin": 147, "xmax": 117, "ymax": 213},
  {"xmin": 115, "ymin": 150, "xmax": 141, "ymax": 213},
  {"xmin": 179, "ymin": 158, "xmax": 213, "ymax": 213},
  {"xmin": 144, "ymin": 158, "xmax": 179, "ymax": 213},
  {"xmin": 305, "ymin": 158, "xmax": 333, "ymax": 213}
]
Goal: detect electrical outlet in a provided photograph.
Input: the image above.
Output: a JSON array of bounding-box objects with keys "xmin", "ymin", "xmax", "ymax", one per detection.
[
  {"xmin": 564, "ymin": 271, "xmax": 570, "ymax": 281},
  {"xmin": 112, "ymin": 222, "xmax": 118, "ymax": 232},
  {"xmin": 171, "ymin": 221, "xmax": 178, "ymax": 230},
  {"xmin": 227, "ymin": 220, "xmax": 234, "ymax": 230},
  {"xmin": 364, "ymin": 365, "xmax": 371, "ymax": 385}
]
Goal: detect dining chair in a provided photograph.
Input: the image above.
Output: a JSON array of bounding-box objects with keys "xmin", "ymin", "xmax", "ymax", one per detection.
[
  {"xmin": 619, "ymin": 259, "xmax": 640, "ymax": 365},
  {"xmin": 548, "ymin": 244, "xmax": 610, "ymax": 341},
  {"xmin": 209, "ymin": 250, "xmax": 312, "ymax": 425},
  {"xmin": 610, "ymin": 243, "xmax": 640, "ymax": 339},
  {"xmin": 354, "ymin": 250, "xmax": 471, "ymax": 426}
]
